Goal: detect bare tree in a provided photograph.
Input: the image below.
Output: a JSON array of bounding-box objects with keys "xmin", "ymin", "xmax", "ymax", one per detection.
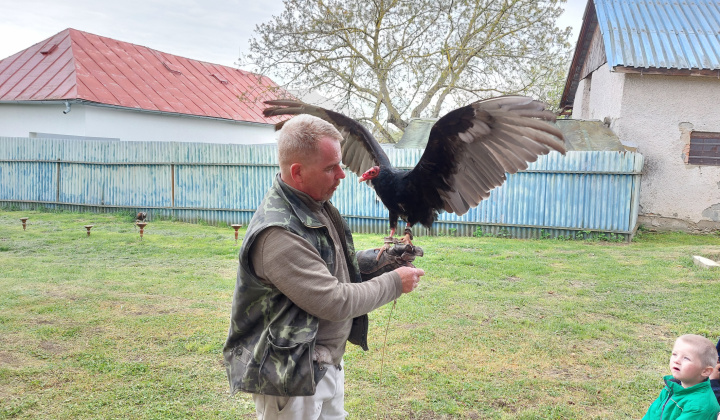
[{"xmin": 244, "ymin": 0, "xmax": 572, "ymax": 142}]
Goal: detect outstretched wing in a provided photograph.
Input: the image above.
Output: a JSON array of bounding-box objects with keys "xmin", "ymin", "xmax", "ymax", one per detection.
[
  {"xmin": 263, "ymin": 100, "xmax": 391, "ymax": 175},
  {"xmin": 406, "ymin": 96, "xmax": 565, "ymax": 216}
]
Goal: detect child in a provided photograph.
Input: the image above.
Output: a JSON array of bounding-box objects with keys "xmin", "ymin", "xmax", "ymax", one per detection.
[
  {"xmin": 643, "ymin": 334, "xmax": 720, "ymax": 419},
  {"xmin": 711, "ymin": 338, "xmax": 720, "ymax": 405}
]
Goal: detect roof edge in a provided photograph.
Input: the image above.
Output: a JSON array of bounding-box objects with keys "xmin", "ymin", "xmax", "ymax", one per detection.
[
  {"xmin": 560, "ymin": 0, "xmax": 597, "ymax": 113},
  {"xmin": 613, "ymin": 66, "xmax": 720, "ymax": 77},
  {"xmin": 0, "ymin": 99, "xmax": 275, "ymax": 126}
]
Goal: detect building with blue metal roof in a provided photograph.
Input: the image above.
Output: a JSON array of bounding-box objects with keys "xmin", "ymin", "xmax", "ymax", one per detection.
[{"xmin": 561, "ymin": 0, "xmax": 720, "ymax": 232}]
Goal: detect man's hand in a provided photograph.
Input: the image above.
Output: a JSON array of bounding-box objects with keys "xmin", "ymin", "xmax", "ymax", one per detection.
[
  {"xmin": 395, "ymin": 266, "xmax": 424, "ymax": 293},
  {"xmin": 710, "ymin": 362, "xmax": 720, "ymax": 380}
]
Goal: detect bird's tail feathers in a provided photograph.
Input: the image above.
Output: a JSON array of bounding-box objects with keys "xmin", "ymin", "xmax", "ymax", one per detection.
[
  {"xmin": 274, "ymin": 119, "xmax": 291, "ymax": 131},
  {"xmin": 263, "ymin": 104, "xmax": 306, "ymax": 118},
  {"xmin": 263, "ymin": 99, "xmax": 305, "ymax": 107}
]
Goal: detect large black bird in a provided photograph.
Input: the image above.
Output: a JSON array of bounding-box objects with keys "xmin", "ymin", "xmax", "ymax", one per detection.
[{"xmin": 263, "ymin": 96, "xmax": 565, "ymax": 245}]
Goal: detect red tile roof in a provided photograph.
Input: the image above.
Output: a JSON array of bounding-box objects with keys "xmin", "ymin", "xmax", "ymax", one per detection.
[{"xmin": 0, "ymin": 28, "xmax": 287, "ymax": 124}]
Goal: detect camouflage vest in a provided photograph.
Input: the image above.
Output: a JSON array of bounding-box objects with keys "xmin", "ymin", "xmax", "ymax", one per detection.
[{"xmin": 223, "ymin": 176, "xmax": 367, "ymax": 396}]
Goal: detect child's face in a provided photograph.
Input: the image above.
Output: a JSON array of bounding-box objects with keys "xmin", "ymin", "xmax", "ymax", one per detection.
[{"xmin": 669, "ymin": 339, "xmax": 712, "ymax": 388}]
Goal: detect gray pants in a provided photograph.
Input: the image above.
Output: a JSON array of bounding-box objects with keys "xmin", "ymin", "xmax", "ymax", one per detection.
[{"xmin": 253, "ymin": 364, "xmax": 347, "ymax": 420}]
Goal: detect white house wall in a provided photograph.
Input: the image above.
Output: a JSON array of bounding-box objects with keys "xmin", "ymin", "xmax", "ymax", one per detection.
[
  {"xmin": 0, "ymin": 103, "xmax": 277, "ymax": 144},
  {"xmin": 572, "ymin": 63, "xmax": 625, "ymax": 131},
  {"xmin": 0, "ymin": 103, "xmax": 90, "ymax": 138},
  {"xmin": 572, "ymin": 66, "xmax": 720, "ymax": 230},
  {"xmin": 616, "ymin": 73, "xmax": 720, "ymax": 230}
]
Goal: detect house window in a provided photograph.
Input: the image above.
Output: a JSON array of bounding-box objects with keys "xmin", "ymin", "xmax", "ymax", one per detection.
[{"xmin": 688, "ymin": 131, "xmax": 720, "ymax": 166}]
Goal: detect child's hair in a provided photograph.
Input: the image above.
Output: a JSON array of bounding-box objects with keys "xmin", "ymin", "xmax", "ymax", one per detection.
[{"xmin": 677, "ymin": 334, "xmax": 719, "ymax": 368}]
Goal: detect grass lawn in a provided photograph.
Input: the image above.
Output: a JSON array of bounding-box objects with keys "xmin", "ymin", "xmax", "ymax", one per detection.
[{"xmin": 1, "ymin": 208, "xmax": 719, "ymax": 419}]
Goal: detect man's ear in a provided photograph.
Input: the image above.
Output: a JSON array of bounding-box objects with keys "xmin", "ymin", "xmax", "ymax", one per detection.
[{"xmin": 289, "ymin": 162, "xmax": 303, "ymax": 185}]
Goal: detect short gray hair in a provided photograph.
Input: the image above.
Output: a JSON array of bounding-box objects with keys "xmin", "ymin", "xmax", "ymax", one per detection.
[
  {"xmin": 677, "ymin": 334, "xmax": 718, "ymax": 368},
  {"xmin": 277, "ymin": 114, "xmax": 343, "ymax": 168}
]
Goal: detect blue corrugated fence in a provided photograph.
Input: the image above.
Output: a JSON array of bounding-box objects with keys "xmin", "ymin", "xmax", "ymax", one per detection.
[{"xmin": 0, "ymin": 138, "xmax": 644, "ymax": 239}]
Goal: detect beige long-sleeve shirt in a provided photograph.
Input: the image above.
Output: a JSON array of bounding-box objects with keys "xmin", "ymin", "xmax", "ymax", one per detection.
[{"xmin": 250, "ymin": 185, "xmax": 402, "ymax": 365}]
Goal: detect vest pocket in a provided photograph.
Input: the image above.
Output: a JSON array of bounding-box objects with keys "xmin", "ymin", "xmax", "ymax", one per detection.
[
  {"xmin": 224, "ymin": 344, "xmax": 253, "ymax": 395},
  {"xmin": 259, "ymin": 331, "xmax": 316, "ymax": 396}
]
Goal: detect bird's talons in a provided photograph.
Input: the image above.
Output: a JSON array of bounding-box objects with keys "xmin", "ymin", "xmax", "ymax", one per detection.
[
  {"xmin": 400, "ymin": 227, "xmax": 414, "ymax": 246},
  {"xmin": 376, "ymin": 236, "xmax": 400, "ymax": 260}
]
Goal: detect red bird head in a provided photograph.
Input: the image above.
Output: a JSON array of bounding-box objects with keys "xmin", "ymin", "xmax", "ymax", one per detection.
[{"xmin": 358, "ymin": 166, "xmax": 380, "ymax": 182}]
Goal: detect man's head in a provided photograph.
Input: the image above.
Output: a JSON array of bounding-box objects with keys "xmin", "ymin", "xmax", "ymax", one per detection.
[
  {"xmin": 669, "ymin": 334, "xmax": 718, "ymax": 388},
  {"xmin": 277, "ymin": 114, "xmax": 345, "ymax": 201}
]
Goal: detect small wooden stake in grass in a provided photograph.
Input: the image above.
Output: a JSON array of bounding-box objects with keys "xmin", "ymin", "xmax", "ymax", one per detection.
[
  {"xmin": 20, "ymin": 217, "xmax": 28, "ymax": 230},
  {"xmin": 231, "ymin": 224, "xmax": 242, "ymax": 244},
  {"xmin": 136, "ymin": 222, "xmax": 147, "ymax": 240},
  {"xmin": 84, "ymin": 225, "xmax": 94, "ymax": 237}
]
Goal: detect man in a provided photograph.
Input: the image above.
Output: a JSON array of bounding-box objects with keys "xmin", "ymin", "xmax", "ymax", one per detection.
[{"xmin": 223, "ymin": 114, "xmax": 424, "ymax": 419}]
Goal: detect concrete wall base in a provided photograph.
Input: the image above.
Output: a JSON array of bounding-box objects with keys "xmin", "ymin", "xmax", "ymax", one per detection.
[{"xmin": 638, "ymin": 215, "xmax": 720, "ymax": 233}]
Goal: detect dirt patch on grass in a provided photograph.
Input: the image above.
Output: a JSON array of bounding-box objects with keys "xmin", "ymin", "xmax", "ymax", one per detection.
[
  {"xmin": 545, "ymin": 366, "xmax": 593, "ymax": 380},
  {"xmin": 634, "ymin": 323, "xmax": 675, "ymax": 342},
  {"xmin": 0, "ymin": 348, "xmax": 50, "ymax": 370},
  {"xmin": 0, "ymin": 351, "xmax": 23, "ymax": 367},
  {"xmin": 97, "ymin": 293, "xmax": 200, "ymax": 316},
  {"xmin": 39, "ymin": 340, "xmax": 66, "ymax": 355},
  {"xmin": 491, "ymin": 398, "xmax": 517, "ymax": 412},
  {"xmin": 116, "ymin": 303, "xmax": 180, "ymax": 316},
  {"xmin": 43, "ymin": 288, "xmax": 81, "ymax": 301}
]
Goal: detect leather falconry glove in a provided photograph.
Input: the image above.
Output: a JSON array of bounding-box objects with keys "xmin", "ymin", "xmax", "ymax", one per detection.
[{"xmin": 356, "ymin": 243, "xmax": 424, "ymax": 282}]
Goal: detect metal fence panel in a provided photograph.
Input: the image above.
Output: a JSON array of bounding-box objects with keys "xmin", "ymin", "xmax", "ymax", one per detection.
[{"xmin": 0, "ymin": 137, "xmax": 644, "ymax": 239}]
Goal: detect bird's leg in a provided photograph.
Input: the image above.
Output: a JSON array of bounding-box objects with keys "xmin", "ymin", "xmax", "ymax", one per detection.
[
  {"xmin": 376, "ymin": 228, "xmax": 399, "ymax": 260},
  {"xmin": 399, "ymin": 225, "xmax": 414, "ymax": 246}
]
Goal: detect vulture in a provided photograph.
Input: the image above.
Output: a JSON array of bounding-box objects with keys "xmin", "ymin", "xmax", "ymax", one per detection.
[{"xmin": 263, "ymin": 96, "xmax": 565, "ymax": 246}]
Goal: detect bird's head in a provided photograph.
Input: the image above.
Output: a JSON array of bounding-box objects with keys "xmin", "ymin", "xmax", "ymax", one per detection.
[{"xmin": 358, "ymin": 166, "xmax": 380, "ymax": 182}]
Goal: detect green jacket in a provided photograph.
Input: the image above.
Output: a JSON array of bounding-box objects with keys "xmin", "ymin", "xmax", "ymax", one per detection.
[
  {"xmin": 643, "ymin": 375, "xmax": 720, "ymax": 419},
  {"xmin": 223, "ymin": 176, "xmax": 367, "ymax": 396}
]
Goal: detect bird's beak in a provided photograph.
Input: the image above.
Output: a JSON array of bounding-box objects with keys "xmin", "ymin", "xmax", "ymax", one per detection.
[{"xmin": 358, "ymin": 175, "xmax": 368, "ymax": 183}]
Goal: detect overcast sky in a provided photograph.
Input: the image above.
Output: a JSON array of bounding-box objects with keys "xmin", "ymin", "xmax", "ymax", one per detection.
[{"xmin": 0, "ymin": 0, "xmax": 587, "ymax": 69}]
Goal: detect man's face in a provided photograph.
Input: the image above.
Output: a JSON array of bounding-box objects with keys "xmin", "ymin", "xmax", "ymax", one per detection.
[
  {"xmin": 301, "ymin": 136, "xmax": 345, "ymax": 201},
  {"xmin": 669, "ymin": 339, "xmax": 710, "ymax": 387}
]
